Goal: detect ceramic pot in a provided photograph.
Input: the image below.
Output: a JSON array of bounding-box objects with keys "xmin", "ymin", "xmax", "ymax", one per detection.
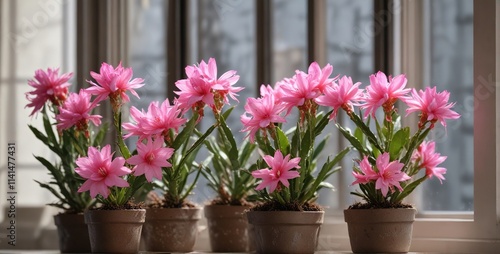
[
  {"xmin": 142, "ymin": 207, "xmax": 202, "ymax": 252},
  {"xmin": 344, "ymin": 208, "xmax": 417, "ymax": 253},
  {"xmin": 84, "ymin": 209, "xmax": 145, "ymax": 253},
  {"xmin": 54, "ymin": 213, "xmax": 91, "ymax": 253},
  {"xmin": 204, "ymin": 205, "xmax": 250, "ymax": 252},
  {"xmin": 247, "ymin": 210, "xmax": 324, "ymax": 254}
]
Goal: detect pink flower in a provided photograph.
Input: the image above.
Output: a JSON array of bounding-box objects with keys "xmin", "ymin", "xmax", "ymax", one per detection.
[
  {"xmin": 175, "ymin": 70, "xmax": 214, "ymax": 110},
  {"xmin": 404, "ymin": 87, "xmax": 460, "ymax": 129},
  {"xmin": 374, "ymin": 153, "xmax": 410, "ymax": 197},
  {"xmin": 272, "ymin": 77, "xmax": 292, "ymax": 106},
  {"xmin": 279, "ymin": 72, "xmax": 320, "ymax": 110},
  {"xmin": 251, "ymin": 150, "xmax": 301, "ymax": 193},
  {"xmin": 86, "ymin": 62, "xmax": 144, "ymax": 105},
  {"xmin": 241, "ymin": 90, "xmax": 286, "ymax": 143},
  {"xmin": 306, "ymin": 62, "xmax": 337, "ymax": 93},
  {"xmin": 122, "ymin": 106, "xmax": 149, "ymax": 139},
  {"xmin": 142, "ymin": 99, "xmax": 187, "ymax": 137},
  {"xmin": 198, "ymin": 58, "xmax": 243, "ymax": 104},
  {"xmin": 123, "ymin": 99, "xmax": 187, "ymax": 140},
  {"xmin": 352, "ymin": 153, "xmax": 410, "ymax": 197},
  {"xmin": 75, "ymin": 145, "xmax": 131, "ymax": 198},
  {"xmin": 175, "ymin": 58, "xmax": 243, "ymax": 112},
  {"xmin": 274, "ymin": 62, "xmax": 336, "ymax": 103},
  {"xmin": 127, "ymin": 137, "xmax": 174, "ymax": 182},
  {"xmin": 56, "ymin": 90, "xmax": 102, "ymax": 132},
  {"xmin": 361, "ymin": 71, "xmax": 410, "ymax": 118},
  {"xmin": 316, "ymin": 75, "xmax": 363, "ymax": 120},
  {"xmin": 352, "ymin": 156, "xmax": 379, "ymax": 185},
  {"xmin": 412, "ymin": 141, "xmax": 447, "ymax": 183},
  {"xmin": 26, "ymin": 68, "xmax": 72, "ymax": 116},
  {"xmin": 260, "ymin": 84, "xmax": 279, "ymax": 99}
]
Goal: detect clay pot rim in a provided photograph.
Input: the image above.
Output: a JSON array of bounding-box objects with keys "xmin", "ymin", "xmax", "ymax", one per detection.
[
  {"xmin": 247, "ymin": 210, "xmax": 324, "ymax": 225},
  {"xmin": 144, "ymin": 207, "xmax": 203, "ymax": 212},
  {"xmin": 344, "ymin": 207, "xmax": 417, "ymax": 223},
  {"xmin": 84, "ymin": 208, "xmax": 146, "ymax": 224},
  {"xmin": 53, "ymin": 213, "xmax": 86, "ymax": 225},
  {"xmin": 204, "ymin": 204, "xmax": 251, "ymax": 210},
  {"xmin": 204, "ymin": 204, "xmax": 250, "ymax": 219},
  {"xmin": 145, "ymin": 206, "xmax": 202, "ymax": 220},
  {"xmin": 54, "ymin": 211, "xmax": 84, "ymax": 215},
  {"xmin": 87, "ymin": 208, "xmax": 146, "ymax": 211},
  {"xmin": 343, "ymin": 207, "xmax": 417, "ymax": 212},
  {"xmin": 204, "ymin": 203, "xmax": 252, "ymax": 207},
  {"xmin": 246, "ymin": 210, "xmax": 325, "ymax": 214},
  {"xmin": 145, "ymin": 206, "xmax": 201, "ymax": 210}
]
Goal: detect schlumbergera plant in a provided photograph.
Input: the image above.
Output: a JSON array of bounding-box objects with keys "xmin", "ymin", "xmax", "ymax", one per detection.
[
  {"xmin": 316, "ymin": 71, "xmax": 460, "ymax": 208},
  {"xmin": 64, "ymin": 62, "xmax": 152, "ymax": 209},
  {"xmin": 123, "ymin": 58, "xmax": 244, "ymax": 208},
  {"xmin": 26, "ymin": 68, "xmax": 106, "ymax": 213},
  {"xmin": 241, "ymin": 62, "xmax": 349, "ymax": 211},
  {"xmin": 177, "ymin": 59, "xmax": 258, "ymax": 206},
  {"xmin": 202, "ymin": 123, "xmax": 257, "ymax": 206}
]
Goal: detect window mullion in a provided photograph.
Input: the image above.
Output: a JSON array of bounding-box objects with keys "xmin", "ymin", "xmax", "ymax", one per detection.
[
  {"xmin": 166, "ymin": 0, "xmax": 189, "ymax": 101},
  {"xmin": 307, "ymin": 0, "xmax": 326, "ymax": 66},
  {"xmin": 256, "ymin": 0, "xmax": 273, "ymax": 88},
  {"xmin": 373, "ymin": 0, "xmax": 394, "ymax": 74},
  {"xmin": 473, "ymin": 0, "xmax": 500, "ymax": 233}
]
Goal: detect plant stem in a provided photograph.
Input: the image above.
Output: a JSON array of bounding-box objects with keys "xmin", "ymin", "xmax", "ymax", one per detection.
[
  {"xmin": 113, "ymin": 110, "xmax": 131, "ymax": 159},
  {"xmin": 349, "ymin": 112, "xmax": 384, "ymax": 153}
]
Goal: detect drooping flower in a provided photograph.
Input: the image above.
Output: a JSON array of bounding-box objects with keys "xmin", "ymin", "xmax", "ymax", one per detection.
[
  {"xmin": 75, "ymin": 145, "xmax": 131, "ymax": 199},
  {"xmin": 316, "ymin": 75, "xmax": 363, "ymax": 120},
  {"xmin": 412, "ymin": 141, "xmax": 447, "ymax": 183},
  {"xmin": 352, "ymin": 156, "xmax": 379, "ymax": 185},
  {"xmin": 241, "ymin": 90, "xmax": 286, "ymax": 143},
  {"xmin": 251, "ymin": 150, "xmax": 300, "ymax": 193},
  {"xmin": 373, "ymin": 153, "xmax": 410, "ymax": 197},
  {"xmin": 361, "ymin": 71, "xmax": 410, "ymax": 118},
  {"xmin": 26, "ymin": 68, "xmax": 72, "ymax": 116},
  {"xmin": 404, "ymin": 87, "xmax": 460, "ymax": 129},
  {"xmin": 127, "ymin": 137, "xmax": 174, "ymax": 182},
  {"xmin": 86, "ymin": 62, "xmax": 144, "ymax": 106},
  {"xmin": 56, "ymin": 90, "xmax": 102, "ymax": 132}
]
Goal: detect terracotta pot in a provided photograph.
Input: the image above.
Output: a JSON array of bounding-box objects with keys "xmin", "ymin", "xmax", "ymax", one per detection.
[
  {"xmin": 54, "ymin": 213, "xmax": 91, "ymax": 253},
  {"xmin": 247, "ymin": 210, "xmax": 324, "ymax": 254},
  {"xmin": 204, "ymin": 205, "xmax": 250, "ymax": 252},
  {"xmin": 344, "ymin": 208, "xmax": 417, "ymax": 253},
  {"xmin": 142, "ymin": 207, "xmax": 202, "ymax": 252},
  {"xmin": 84, "ymin": 209, "xmax": 145, "ymax": 253}
]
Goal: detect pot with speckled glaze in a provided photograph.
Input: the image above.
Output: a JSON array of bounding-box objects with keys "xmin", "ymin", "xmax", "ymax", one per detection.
[
  {"xmin": 247, "ymin": 210, "xmax": 324, "ymax": 254},
  {"xmin": 54, "ymin": 213, "xmax": 91, "ymax": 253},
  {"xmin": 142, "ymin": 207, "xmax": 201, "ymax": 252},
  {"xmin": 204, "ymin": 205, "xmax": 251, "ymax": 252},
  {"xmin": 84, "ymin": 209, "xmax": 145, "ymax": 253},
  {"xmin": 344, "ymin": 208, "xmax": 416, "ymax": 253}
]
